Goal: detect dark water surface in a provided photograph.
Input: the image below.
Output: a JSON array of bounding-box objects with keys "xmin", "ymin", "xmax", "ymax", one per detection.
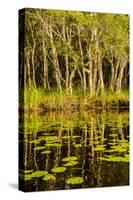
[{"xmin": 19, "ymin": 110, "xmax": 129, "ymax": 192}]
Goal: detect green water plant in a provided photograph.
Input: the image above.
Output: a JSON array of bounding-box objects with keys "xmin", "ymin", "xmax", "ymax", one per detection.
[
  {"xmin": 41, "ymin": 150, "xmax": 51, "ymax": 154},
  {"xmin": 62, "ymin": 156, "xmax": 78, "ymax": 162},
  {"xmin": 19, "ymin": 169, "xmax": 33, "ymax": 174},
  {"xmin": 43, "ymin": 174, "xmax": 56, "ymax": 181},
  {"xmin": 34, "ymin": 146, "xmax": 46, "ymax": 151},
  {"xmin": 51, "ymin": 167, "xmax": 66, "ymax": 173},
  {"xmin": 63, "ymin": 161, "xmax": 78, "ymax": 167},
  {"xmin": 66, "ymin": 177, "xmax": 84, "ymax": 185},
  {"xmin": 31, "ymin": 170, "xmax": 48, "ymax": 178}
]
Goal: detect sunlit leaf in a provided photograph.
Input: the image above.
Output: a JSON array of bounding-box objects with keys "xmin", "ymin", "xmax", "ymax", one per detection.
[{"xmin": 66, "ymin": 177, "xmax": 84, "ymax": 185}]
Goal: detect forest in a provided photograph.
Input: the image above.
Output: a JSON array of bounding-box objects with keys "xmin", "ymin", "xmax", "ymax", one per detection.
[{"xmin": 19, "ymin": 9, "xmax": 129, "ymax": 112}]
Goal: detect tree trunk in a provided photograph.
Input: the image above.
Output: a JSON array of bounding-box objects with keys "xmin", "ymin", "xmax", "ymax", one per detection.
[
  {"xmin": 42, "ymin": 39, "xmax": 50, "ymax": 90},
  {"xmin": 77, "ymin": 26, "xmax": 87, "ymax": 93},
  {"xmin": 62, "ymin": 18, "xmax": 69, "ymax": 92},
  {"xmin": 49, "ymin": 21, "xmax": 62, "ymax": 92},
  {"xmin": 115, "ymin": 60, "xmax": 127, "ymax": 92},
  {"xmin": 31, "ymin": 44, "xmax": 36, "ymax": 88},
  {"xmin": 26, "ymin": 50, "xmax": 31, "ymax": 87}
]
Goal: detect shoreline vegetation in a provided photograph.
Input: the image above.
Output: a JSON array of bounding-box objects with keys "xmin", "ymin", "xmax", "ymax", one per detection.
[{"xmin": 19, "ymin": 87, "xmax": 129, "ymax": 114}]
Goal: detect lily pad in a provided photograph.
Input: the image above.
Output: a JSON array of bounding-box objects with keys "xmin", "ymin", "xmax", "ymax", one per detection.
[
  {"xmin": 63, "ymin": 161, "xmax": 78, "ymax": 167},
  {"xmin": 107, "ymin": 156, "xmax": 129, "ymax": 162},
  {"xmin": 71, "ymin": 136, "xmax": 81, "ymax": 139},
  {"xmin": 109, "ymin": 134, "xmax": 117, "ymax": 137},
  {"xmin": 62, "ymin": 156, "xmax": 78, "ymax": 162},
  {"xmin": 45, "ymin": 143, "xmax": 62, "ymax": 147},
  {"xmin": 43, "ymin": 174, "xmax": 56, "ymax": 181},
  {"xmin": 34, "ymin": 146, "xmax": 46, "ymax": 151},
  {"xmin": 74, "ymin": 144, "xmax": 82, "ymax": 148},
  {"xmin": 51, "ymin": 167, "xmax": 66, "ymax": 173},
  {"xmin": 93, "ymin": 146, "xmax": 105, "ymax": 151},
  {"xmin": 41, "ymin": 150, "xmax": 51, "ymax": 154},
  {"xmin": 40, "ymin": 136, "xmax": 58, "ymax": 141},
  {"xmin": 104, "ymin": 149, "xmax": 116, "ymax": 153},
  {"xmin": 19, "ymin": 169, "xmax": 33, "ymax": 174},
  {"xmin": 19, "ymin": 173, "xmax": 33, "ymax": 181},
  {"xmin": 30, "ymin": 140, "xmax": 40, "ymax": 144},
  {"xmin": 100, "ymin": 156, "xmax": 129, "ymax": 162},
  {"xmin": 66, "ymin": 177, "xmax": 84, "ymax": 185},
  {"xmin": 100, "ymin": 157, "xmax": 108, "ymax": 161},
  {"xmin": 31, "ymin": 170, "xmax": 48, "ymax": 178}
]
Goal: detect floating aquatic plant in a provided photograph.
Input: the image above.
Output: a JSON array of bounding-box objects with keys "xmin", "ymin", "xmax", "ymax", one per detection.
[
  {"xmin": 63, "ymin": 161, "xmax": 78, "ymax": 167},
  {"xmin": 41, "ymin": 150, "xmax": 51, "ymax": 154},
  {"xmin": 45, "ymin": 143, "xmax": 62, "ymax": 147},
  {"xmin": 31, "ymin": 170, "xmax": 48, "ymax": 178},
  {"xmin": 100, "ymin": 155, "xmax": 129, "ymax": 162},
  {"xmin": 66, "ymin": 177, "xmax": 84, "ymax": 185},
  {"xmin": 93, "ymin": 146, "xmax": 105, "ymax": 151},
  {"xmin": 19, "ymin": 173, "xmax": 33, "ymax": 181},
  {"xmin": 109, "ymin": 134, "xmax": 117, "ymax": 137},
  {"xmin": 39, "ymin": 136, "xmax": 58, "ymax": 141},
  {"xmin": 74, "ymin": 144, "xmax": 82, "ymax": 148},
  {"xmin": 71, "ymin": 136, "xmax": 81, "ymax": 139},
  {"xmin": 51, "ymin": 167, "xmax": 66, "ymax": 173},
  {"xmin": 30, "ymin": 140, "xmax": 40, "ymax": 144},
  {"xmin": 43, "ymin": 174, "xmax": 56, "ymax": 181},
  {"xmin": 104, "ymin": 149, "xmax": 117, "ymax": 153},
  {"xmin": 34, "ymin": 146, "xmax": 46, "ymax": 151},
  {"xmin": 19, "ymin": 169, "xmax": 33, "ymax": 174},
  {"xmin": 62, "ymin": 156, "xmax": 78, "ymax": 162}
]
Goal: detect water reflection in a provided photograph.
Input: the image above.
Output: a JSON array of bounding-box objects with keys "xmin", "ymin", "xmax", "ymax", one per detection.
[{"xmin": 19, "ymin": 110, "xmax": 129, "ymax": 192}]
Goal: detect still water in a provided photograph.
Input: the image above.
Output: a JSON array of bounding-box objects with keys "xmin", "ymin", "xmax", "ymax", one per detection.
[{"xmin": 19, "ymin": 110, "xmax": 129, "ymax": 192}]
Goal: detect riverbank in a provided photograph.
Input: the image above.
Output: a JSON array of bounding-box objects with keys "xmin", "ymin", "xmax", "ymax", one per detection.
[{"xmin": 19, "ymin": 88, "xmax": 129, "ymax": 114}]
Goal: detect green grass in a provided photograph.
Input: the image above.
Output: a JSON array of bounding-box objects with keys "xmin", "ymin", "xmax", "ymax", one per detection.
[
  {"xmin": 20, "ymin": 87, "xmax": 129, "ymax": 112},
  {"xmin": 94, "ymin": 89, "xmax": 129, "ymax": 104}
]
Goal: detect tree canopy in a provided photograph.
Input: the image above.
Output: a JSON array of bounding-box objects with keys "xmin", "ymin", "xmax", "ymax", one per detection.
[{"xmin": 19, "ymin": 9, "xmax": 129, "ymax": 95}]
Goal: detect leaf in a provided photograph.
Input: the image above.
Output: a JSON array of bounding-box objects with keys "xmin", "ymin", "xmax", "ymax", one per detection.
[
  {"xmin": 41, "ymin": 150, "xmax": 51, "ymax": 154},
  {"xmin": 63, "ymin": 161, "xmax": 78, "ymax": 167},
  {"xmin": 74, "ymin": 144, "xmax": 82, "ymax": 148},
  {"xmin": 71, "ymin": 136, "xmax": 81, "ymax": 139},
  {"xmin": 51, "ymin": 167, "xmax": 66, "ymax": 173},
  {"xmin": 62, "ymin": 156, "xmax": 78, "ymax": 162},
  {"xmin": 93, "ymin": 146, "xmax": 105, "ymax": 151},
  {"xmin": 31, "ymin": 171, "xmax": 48, "ymax": 178},
  {"xmin": 43, "ymin": 174, "xmax": 56, "ymax": 181},
  {"xmin": 39, "ymin": 136, "xmax": 58, "ymax": 141},
  {"xmin": 100, "ymin": 155, "xmax": 129, "ymax": 162},
  {"xmin": 66, "ymin": 177, "xmax": 84, "ymax": 185},
  {"xmin": 19, "ymin": 169, "xmax": 33, "ymax": 174},
  {"xmin": 30, "ymin": 140, "xmax": 40, "ymax": 144},
  {"xmin": 34, "ymin": 146, "xmax": 46, "ymax": 151},
  {"xmin": 19, "ymin": 173, "xmax": 33, "ymax": 181},
  {"xmin": 45, "ymin": 143, "xmax": 62, "ymax": 147}
]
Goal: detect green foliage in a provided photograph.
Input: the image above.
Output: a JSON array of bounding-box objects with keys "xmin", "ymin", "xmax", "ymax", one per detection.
[
  {"xmin": 51, "ymin": 167, "xmax": 66, "ymax": 173},
  {"xmin": 19, "ymin": 170, "xmax": 48, "ymax": 180},
  {"xmin": 22, "ymin": 87, "xmax": 129, "ymax": 112},
  {"xmin": 43, "ymin": 174, "xmax": 56, "ymax": 181},
  {"xmin": 31, "ymin": 171, "xmax": 48, "ymax": 178},
  {"xmin": 62, "ymin": 156, "xmax": 78, "ymax": 162},
  {"xmin": 41, "ymin": 150, "xmax": 51, "ymax": 154},
  {"xmin": 34, "ymin": 146, "xmax": 46, "ymax": 151},
  {"xmin": 19, "ymin": 169, "xmax": 34, "ymax": 174},
  {"xmin": 20, "ymin": 9, "xmax": 129, "ymax": 104},
  {"xmin": 66, "ymin": 177, "xmax": 84, "ymax": 185},
  {"xmin": 63, "ymin": 161, "xmax": 78, "ymax": 167}
]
